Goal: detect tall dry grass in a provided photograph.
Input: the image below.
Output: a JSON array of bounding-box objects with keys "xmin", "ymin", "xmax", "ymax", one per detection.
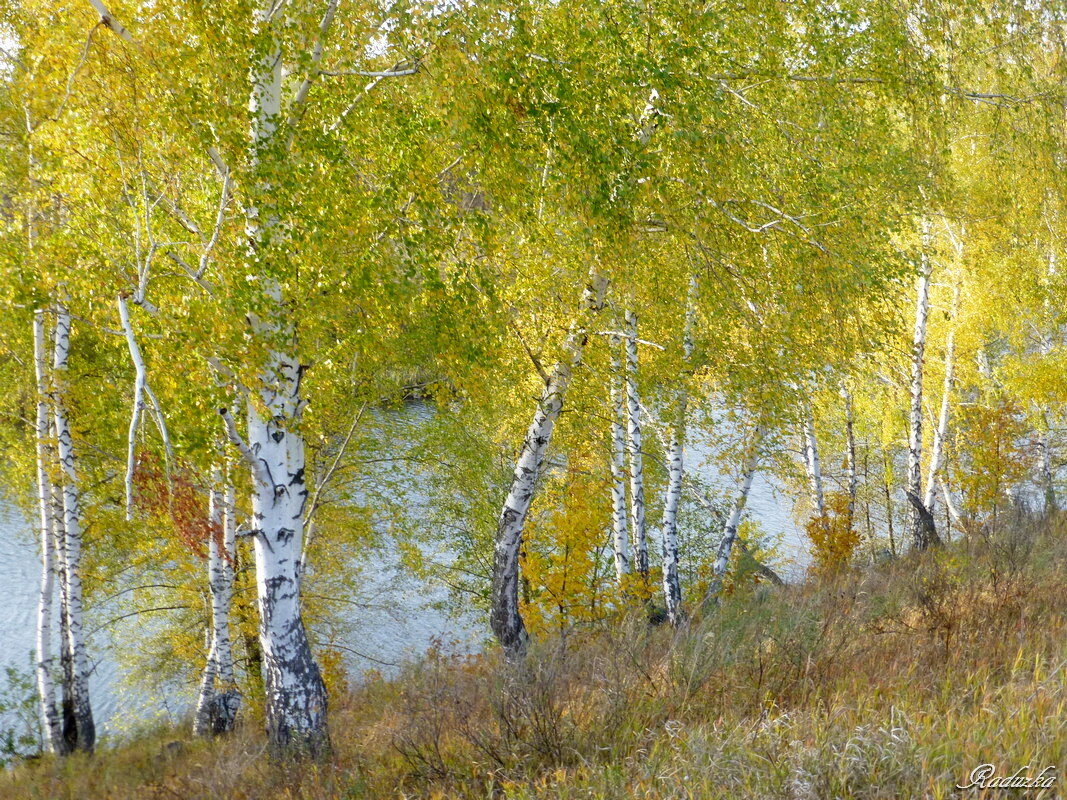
[{"xmin": 5, "ymin": 512, "xmax": 1066, "ymax": 799}]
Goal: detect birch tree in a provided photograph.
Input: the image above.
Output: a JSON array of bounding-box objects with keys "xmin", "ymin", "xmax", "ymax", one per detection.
[
  {"xmin": 193, "ymin": 467, "xmax": 240, "ymax": 737},
  {"xmin": 32, "ymin": 311, "xmax": 63, "ymax": 754},
  {"xmin": 659, "ymin": 275, "xmax": 696, "ymax": 626},
  {"xmin": 212, "ymin": 0, "xmax": 331, "ymax": 752},
  {"xmin": 624, "ymin": 310, "xmax": 648, "ymax": 581},
  {"xmin": 51, "ymin": 305, "xmax": 95, "ymax": 752},
  {"xmin": 907, "ymin": 223, "xmax": 940, "ymax": 550},
  {"xmin": 490, "ymin": 272, "xmax": 610, "ymax": 658},
  {"xmin": 609, "ymin": 335, "xmax": 632, "ymax": 584},
  {"xmin": 703, "ymin": 423, "xmax": 764, "ymax": 607}
]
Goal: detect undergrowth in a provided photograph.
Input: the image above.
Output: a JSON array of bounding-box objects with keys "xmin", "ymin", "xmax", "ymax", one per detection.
[{"xmin": 4, "ymin": 512, "xmax": 1066, "ymax": 799}]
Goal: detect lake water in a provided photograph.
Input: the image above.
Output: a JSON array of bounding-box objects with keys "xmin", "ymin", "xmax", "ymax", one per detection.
[{"xmin": 0, "ymin": 412, "xmax": 808, "ymax": 742}]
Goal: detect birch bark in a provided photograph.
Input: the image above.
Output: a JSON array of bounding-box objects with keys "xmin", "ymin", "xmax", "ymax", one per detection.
[
  {"xmin": 51, "ymin": 467, "xmax": 76, "ymax": 751},
  {"xmin": 843, "ymin": 386, "xmax": 858, "ymax": 528},
  {"xmin": 907, "ymin": 225, "xmax": 939, "ymax": 549},
  {"xmin": 659, "ymin": 276, "xmax": 696, "ymax": 625},
  {"xmin": 923, "ymin": 282, "xmax": 959, "ymax": 515},
  {"xmin": 52, "ymin": 305, "xmax": 95, "ymax": 752},
  {"xmin": 703, "ymin": 424, "xmax": 764, "ymax": 606},
  {"xmin": 33, "ymin": 311, "xmax": 63, "ymax": 754},
  {"xmin": 624, "ymin": 310, "xmax": 648, "ymax": 579},
  {"xmin": 194, "ymin": 468, "xmax": 240, "ymax": 736},
  {"xmin": 118, "ymin": 296, "xmax": 146, "ymax": 521},
  {"xmin": 609, "ymin": 335, "xmax": 631, "ymax": 583},
  {"xmin": 490, "ymin": 272, "xmax": 609, "ymax": 657},
  {"xmin": 802, "ymin": 404, "xmax": 826, "ymax": 518},
  {"xmin": 220, "ymin": 0, "xmax": 328, "ymax": 754}
]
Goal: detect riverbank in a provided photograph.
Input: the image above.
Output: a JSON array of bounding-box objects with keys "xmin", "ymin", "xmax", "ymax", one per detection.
[{"xmin": 5, "ymin": 512, "xmax": 1065, "ymax": 799}]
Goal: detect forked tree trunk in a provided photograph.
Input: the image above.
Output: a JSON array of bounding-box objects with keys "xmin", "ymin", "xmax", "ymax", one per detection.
[
  {"xmin": 659, "ymin": 275, "xmax": 696, "ymax": 625},
  {"xmin": 52, "ymin": 305, "xmax": 95, "ymax": 752},
  {"xmin": 703, "ymin": 424, "xmax": 764, "ymax": 606},
  {"xmin": 923, "ymin": 282, "xmax": 959, "ymax": 516},
  {"xmin": 194, "ymin": 467, "xmax": 241, "ymax": 736},
  {"xmin": 624, "ymin": 310, "xmax": 648, "ymax": 579},
  {"xmin": 490, "ymin": 273, "xmax": 609, "ymax": 658},
  {"xmin": 33, "ymin": 311, "xmax": 63, "ymax": 754},
  {"xmin": 608, "ymin": 335, "xmax": 631, "ymax": 583}
]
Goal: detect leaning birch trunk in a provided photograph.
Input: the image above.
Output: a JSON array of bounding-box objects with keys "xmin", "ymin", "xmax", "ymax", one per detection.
[
  {"xmin": 217, "ymin": 1, "xmax": 327, "ymax": 754},
  {"xmin": 33, "ymin": 311, "xmax": 63, "ymax": 754},
  {"xmin": 659, "ymin": 276, "xmax": 696, "ymax": 625},
  {"xmin": 52, "ymin": 305, "xmax": 95, "ymax": 752},
  {"xmin": 490, "ymin": 272, "xmax": 609, "ymax": 658},
  {"xmin": 118, "ymin": 295, "xmax": 175, "ymax": 518},
  {"xmin": 939, "ymin": 476, "xmax": 965, "ymax": 534},
  {"xmin": 194, "ymin": 469, "xmax": 240, "ymax": 736},
  {"xmin": 609, "ymin": 335, "xmax": 631, "ymax": 583},
  {"xmin": 923, "ymin": 282, "xmax": 959, "ymax": 516},
  {"xmin": 624, "ymin": 310, "xmax": 648, "ymax": 579},
  {"xmin": 907, "ymin": 225, "xmax": 938, "ymax": 550},
  {"xmin": 703, "ymin": 424, "xmax": 764, "ymax": 606}
]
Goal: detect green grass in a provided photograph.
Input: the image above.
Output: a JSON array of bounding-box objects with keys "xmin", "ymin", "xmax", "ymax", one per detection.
[{"xmin": 5, "ymin": 514, "xmax": 1066, "ymax": 799}]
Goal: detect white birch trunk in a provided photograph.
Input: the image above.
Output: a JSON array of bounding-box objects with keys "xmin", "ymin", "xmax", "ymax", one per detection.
[
  {"xmin": 939, "ymin": 476, "xmax": 964, "ymax": 534},
  {"xmin": 33, "ymin": 311, "xmax": 63, "ymax": 754},
  {"xmin": 843, "ymin": 386, "xmax": 858, "ymax": 527},
  {"xmin": 659, "ymin": 276, "xmax": 696, "ymax": 625},
  {"xmin": 51, "ymin": 459, "xmax": 75, "ymax": 750},
  {"xmin": 194, "ymin": 468, "xmax": 240, "ymax": 736},
  {"xmin": 490, "ymin": 273, "xmax": 609, "ymax": 657},
  {"xmin": 220, "ymin": 0, "xmax": 328, "ymax": 755},
  {"xmin": 609, "ymin": 335, "xmax": 631, "ymax": 583},
  {"xmin": 802, "ymin": 405, "xmax": 826, "ymax": 518},
  {"xmin": 907, "ymin": 226, "xmax": 938, "ymax": 549},
  {"xmin": 624, "ymin": 310, "xmax": 647, "ymax": 578},
  {"xmin": 52, "ymin": 305, "xmax": 95, "ymax": 752},
  {"xmin": 118, "ymin": 296, "xmax": 146, "ymax": 521},
  {"xmin": 704, "ymin": 424, "xmax": 763, "ymax": 605},
  {"xmin": 923, "ymin": 283, "xmax": 959, "ymax": 515}
]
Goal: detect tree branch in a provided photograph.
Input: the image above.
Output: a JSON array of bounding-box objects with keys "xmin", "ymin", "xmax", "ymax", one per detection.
[
  {"xmin": 285, "ymin": 0, "xmax": 341, "ymax": 151},
  {"xmin": 87, "ymin": 0, "xmax": 133, "ymax": 41},
  {"xmin": 220, "ymin": 407, "xmax": 271, "ymax": 488}
]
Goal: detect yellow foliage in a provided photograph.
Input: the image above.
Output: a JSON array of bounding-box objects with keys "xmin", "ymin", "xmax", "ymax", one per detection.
[
  {"xmin": 806, "ymin": 492, "xmax": 860, "ymax": 575},
  {"xmin": 521, "ymin": 456, "xmax": 616, "ymax": 636},
  {"xmin": 953, "ymin": 399, "xmax": 1029, "ymax": 519}
]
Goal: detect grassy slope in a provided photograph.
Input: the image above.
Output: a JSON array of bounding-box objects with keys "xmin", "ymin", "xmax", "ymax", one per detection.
[{"xmin": 4, "ymin": 514, "xmax": 1066, "ymax": 799}]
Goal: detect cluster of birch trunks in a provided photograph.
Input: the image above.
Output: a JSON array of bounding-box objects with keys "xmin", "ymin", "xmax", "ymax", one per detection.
[{"xmin": 487, "ymin": 239, "xmax": 973, "ymax": 658}]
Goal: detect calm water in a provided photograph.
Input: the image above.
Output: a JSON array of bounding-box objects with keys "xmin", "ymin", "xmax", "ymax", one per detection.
[{"xmin": 0, "ymin": 410, "xmax": 808, "ymax": 740}]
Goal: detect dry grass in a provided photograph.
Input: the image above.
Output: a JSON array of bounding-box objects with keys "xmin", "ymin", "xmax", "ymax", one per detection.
[{"xmin": 5, "ymin": 513, "xmax": 1067, "ymax": 799}]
